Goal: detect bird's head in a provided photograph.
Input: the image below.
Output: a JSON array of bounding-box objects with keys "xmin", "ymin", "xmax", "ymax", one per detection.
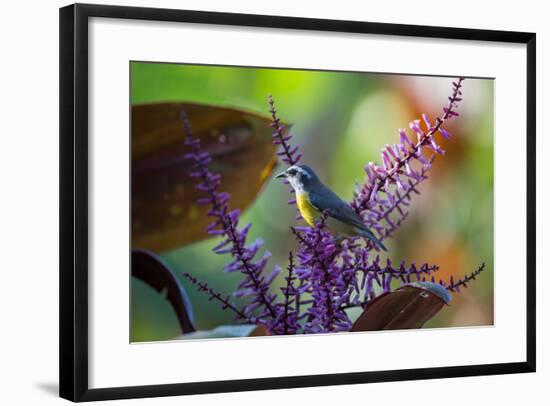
[{"xmin": 275, "ymin": 164, "xmax": 320, "ymax": 194}]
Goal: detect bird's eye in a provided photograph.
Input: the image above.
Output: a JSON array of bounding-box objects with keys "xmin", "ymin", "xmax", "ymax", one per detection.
[{"xmin": 287, "ymin": 168, "xmax": 297, "ymax": 176}]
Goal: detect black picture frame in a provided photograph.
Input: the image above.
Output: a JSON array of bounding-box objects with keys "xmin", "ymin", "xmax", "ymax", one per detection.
[{"xmin": 59, "ymin": 3, "xmax": 536, "ymax": 402}]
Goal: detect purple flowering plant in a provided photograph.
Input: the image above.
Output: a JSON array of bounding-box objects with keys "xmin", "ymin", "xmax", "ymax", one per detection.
[{"xmin": 181, "ymin": 77, "xmax": 485, "ymax": 335}]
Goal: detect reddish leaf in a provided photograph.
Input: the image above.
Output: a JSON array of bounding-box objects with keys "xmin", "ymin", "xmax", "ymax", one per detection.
[
  {"xmin": 351, "ymin": 283, "xmax": 451, "ymax": 331},
  {"xmin": 249, "ymin": 324, "xmax": 271, "ymax": 337},
  {"xmin": 132, "ymin": 102, "xmax": 282, "ymax": 252}
]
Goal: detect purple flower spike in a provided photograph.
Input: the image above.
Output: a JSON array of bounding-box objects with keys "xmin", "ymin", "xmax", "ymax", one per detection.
[
  {"xmin": 268, "ymin": 94, "xmax": 302, "ymax": 166},
  {"xmin": 182, "ymin": 272, "xmax": 253, "ymax": 322},
  {"xmin": 444, "ymin": 263, "xmax": 486, "ymax": 292},
  {"xmin": 269, "ymin": 252, "xmax": 302, "ymax": 335},
  {"xmin": 352, "ymin": 77, "xmax": 465, "ymax": 242},
  {"xmin": 291, "ymin": 216, "xmax": 353, "ymax": 333},
  {"xmin": 268, "ymin": 95, "xmax": 303, "ymax": 214},
  {"xmin": 182, "ymin": 111, "xmax": 281, "ymax": 328}
]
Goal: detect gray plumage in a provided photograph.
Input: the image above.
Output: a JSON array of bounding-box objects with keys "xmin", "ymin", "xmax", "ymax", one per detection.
[{"xmin": 280, "ymin": 164, "xmax": 387, "ymax": 251}]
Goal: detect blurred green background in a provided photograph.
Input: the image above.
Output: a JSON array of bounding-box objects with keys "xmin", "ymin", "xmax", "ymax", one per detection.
[{"xmin": 131, "ymin": 62, "xmax": 494, "ymax": 342}]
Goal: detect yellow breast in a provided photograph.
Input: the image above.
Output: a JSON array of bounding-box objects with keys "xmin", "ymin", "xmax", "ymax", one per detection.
[{"xmin": 296, "ymin": 192, "xmax": 319, "ymax": 227}]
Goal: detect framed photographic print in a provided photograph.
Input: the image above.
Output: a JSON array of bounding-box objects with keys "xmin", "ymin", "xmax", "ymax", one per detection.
[{"xmin": 59, "ymin": 3, "xmax": 536, "ymax": 402}]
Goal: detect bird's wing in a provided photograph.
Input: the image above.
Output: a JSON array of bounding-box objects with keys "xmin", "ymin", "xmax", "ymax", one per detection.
[
  {"xmin": 309, "ymin": 184, "xmax": 387, "ymax": 251},
  {"xmin": 309, "ymin": 186, "xmax": 367, "ymax": 230}
]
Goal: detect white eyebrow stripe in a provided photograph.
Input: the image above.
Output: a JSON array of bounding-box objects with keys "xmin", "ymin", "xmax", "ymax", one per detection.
[{"xmin": 295, "ymin": 166, "xmax": 310, "ymax": 178}]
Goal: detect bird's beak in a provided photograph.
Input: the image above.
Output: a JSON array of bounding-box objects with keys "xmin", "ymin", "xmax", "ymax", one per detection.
[{"xmin": 275, "ymin": 171, "xmax": 287, "ymax": 179}]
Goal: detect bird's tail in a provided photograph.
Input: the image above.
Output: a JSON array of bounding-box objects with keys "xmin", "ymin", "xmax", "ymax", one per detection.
[{"xmin": 357, "ymin": 228, "xmax": 387, "ymax": 251}]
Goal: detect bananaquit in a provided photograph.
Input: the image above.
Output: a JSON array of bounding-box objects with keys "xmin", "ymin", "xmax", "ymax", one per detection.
[{"xmin": 276, "ymin": 164, "xmax": 386, "ymax": 251}]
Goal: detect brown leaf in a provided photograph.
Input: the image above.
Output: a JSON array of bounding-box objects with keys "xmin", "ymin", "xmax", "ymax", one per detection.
[
  {"xmin": 248, "ymin": 324, "xmax": 271, "ymax": 337},
  {"xmin": 132, "ymin": 102, "xmax": 281, "ymax": 252},
  {"xmin": 351, "ymin": 284, "xmax": 450, "ymax": 331}
]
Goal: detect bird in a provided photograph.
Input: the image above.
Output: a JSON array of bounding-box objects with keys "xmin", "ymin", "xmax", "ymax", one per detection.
[{"xmin": 276, "ymin": 164, "xmax": 386, "ymax": 251}]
